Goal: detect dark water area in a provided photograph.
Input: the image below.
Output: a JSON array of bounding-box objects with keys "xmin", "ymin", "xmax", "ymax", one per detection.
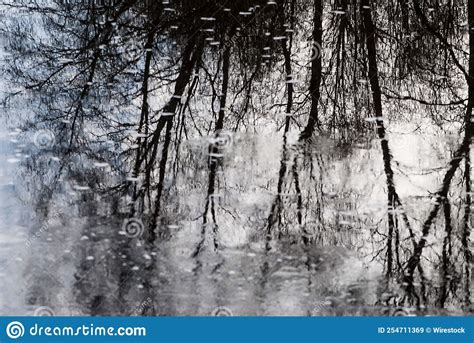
[{"xmin": 0, "ymin": 130, "xmax": 471, "ymax": 316}]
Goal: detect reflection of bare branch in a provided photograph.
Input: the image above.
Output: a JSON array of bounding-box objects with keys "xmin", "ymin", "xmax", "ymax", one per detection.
[
  {"xmin": 146, "ymin": 36, "xmax": 204, "ymax": 241},
  {"xmin": 461, "ymin": 149, "xmax": 472, "ymax": 309},
  {"xmin": 197, "ymin": 26, "xmax": 236, "ymax": 257},
  {"xmin": 438, "ymin": 198, "xmax": 454, "ymax": 308},
  {"xmin": 266, "ymin": 1, "xmax": 295, "ymax": 240},
  {"xmin": 404, "ymin": 134, "xmax": 471, "ymax": 285},
  {"xmin": 412, "ymin": 0, "xmax": 470, "ymax": 82},
  {"xmin": 300, "ymin": 0, "xmax": 322, "ymax": 139},
  {"xmin": 361, "ymin": 0, "xmax": 403, "ymax": 279}
]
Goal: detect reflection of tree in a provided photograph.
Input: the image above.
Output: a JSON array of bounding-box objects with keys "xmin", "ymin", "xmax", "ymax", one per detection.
[
  {"xmin": 300, "ymin": 0, "xmax": 323, "ymax": 139},
  {"xmin": 266, "ymin": 0, "xmax": 297, "ymax": 240},
  {"xmin": 401, "ymin": 0, "xmax": 473, "ymax": 309},
  {"xmin": 461, "ymin": 153, "xmax": 471, "ymax": 310},
  {"xmin": 146, "ymin": 35, "xmax": 205, "ymax": 242},
  {"xmin": 358, "ymin": 1, "xmax": 431, "ymax": 309},
  {"xmin": 3, "ymin": 0, "xmax": 473, "ymax": 315},
  {"xmin": 194, "ymin": 26, "xmax": 237, "ymax": 259}
]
